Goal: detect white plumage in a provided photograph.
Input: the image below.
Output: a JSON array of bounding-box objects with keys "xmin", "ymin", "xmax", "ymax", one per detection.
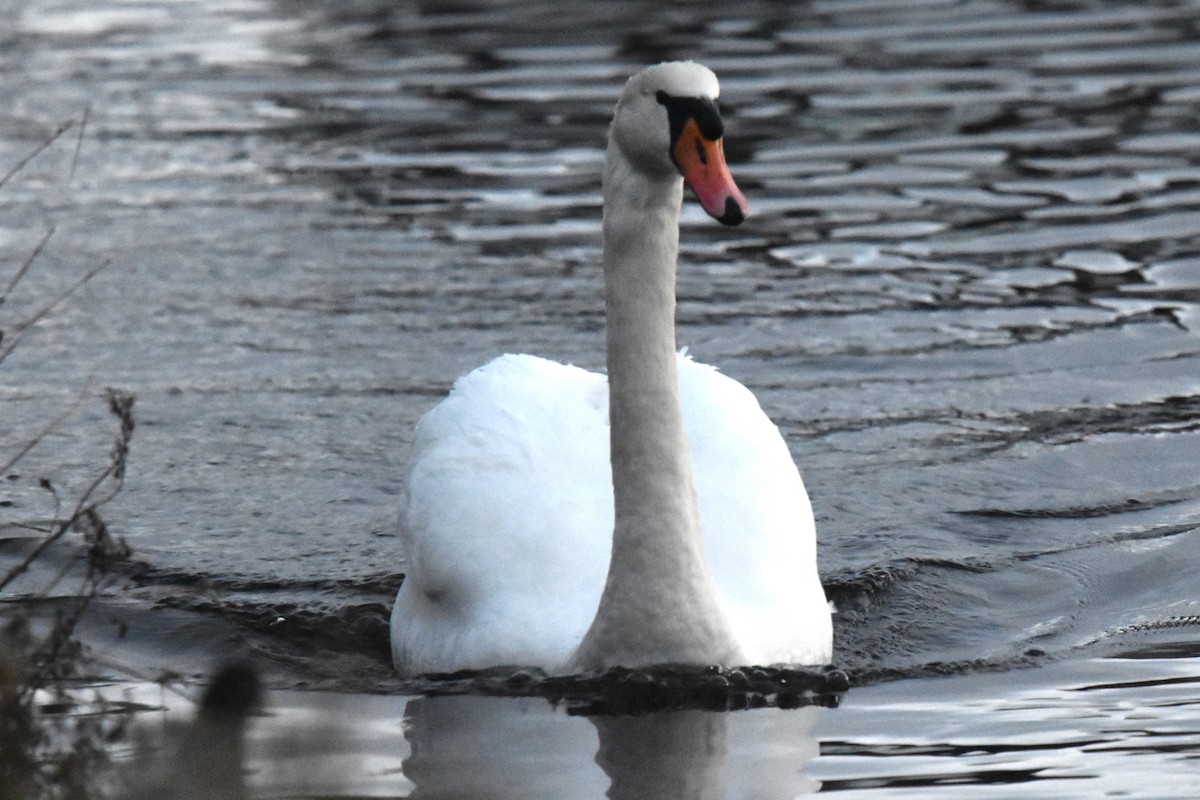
[{"xmin": 391, "ymin": 354, "xmax": 832, "ymax": 674}]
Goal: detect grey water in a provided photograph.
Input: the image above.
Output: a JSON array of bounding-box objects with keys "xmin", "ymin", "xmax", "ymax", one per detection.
[{"xmin": 2, "ymin": 0, "xmax": 1200, "ymax": 795}]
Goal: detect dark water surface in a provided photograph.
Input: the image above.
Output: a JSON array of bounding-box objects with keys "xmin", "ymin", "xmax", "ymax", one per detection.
[{"xmin": 3, "ymin": 0, "xmax": 1200, "ymax": 795}]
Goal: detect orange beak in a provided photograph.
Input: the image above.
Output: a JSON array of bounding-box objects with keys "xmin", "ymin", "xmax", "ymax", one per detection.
[{"xmin": 673, "ymin": 118, "xmax": 748, "ymax": 226}]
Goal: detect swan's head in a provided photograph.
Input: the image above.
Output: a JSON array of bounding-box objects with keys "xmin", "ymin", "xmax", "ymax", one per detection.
[{"xmin": 611, "ymin": 61, "xmax": 748, "ymax": 226}]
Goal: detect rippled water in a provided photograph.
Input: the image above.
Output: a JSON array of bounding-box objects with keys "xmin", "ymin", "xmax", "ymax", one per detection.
[{"xmin": 3, "ymin": 0, "xmax": 1200, "ymax": 795}]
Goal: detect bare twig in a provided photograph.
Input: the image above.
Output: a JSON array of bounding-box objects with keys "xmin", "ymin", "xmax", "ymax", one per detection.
[
  {"xmin": 0, "ymin": 494, "xmax": 85, "ymax": 595},
  {"xmin": 0, "ymin": 392, "xmax": 85, "ymax": 478},
  {"xmin": 39, "ymin": 478, "xmax": 62, "ymax": 522},
  {"xmin": 0, "ymin": 227, "xmax": 55, "ymax": 311},
  {"xmin": 0, "ymin": 119, "xmax": 75, "ymax": 192},
  {"xmin": 67, "ymin": 107, "xmax": 90, "ymax": 185},
  {"xmin": 0, "ymin": 258, "xmax": 112, "ymax": 367}
]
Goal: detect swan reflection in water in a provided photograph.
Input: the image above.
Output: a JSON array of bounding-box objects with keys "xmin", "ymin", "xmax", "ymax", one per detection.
[
  {"xmin": 117, "ymin": 668, "xmax": 823, "ymax": 797},
  {"xmin": 401, "ymin": 694, "xmax": 822, "ymax": 799}
]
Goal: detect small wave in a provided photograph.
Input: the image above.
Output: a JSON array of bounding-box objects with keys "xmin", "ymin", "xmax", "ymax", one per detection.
[{"xmin": 155, "ymin": 594, "xmax": 393, "ymax": 664}]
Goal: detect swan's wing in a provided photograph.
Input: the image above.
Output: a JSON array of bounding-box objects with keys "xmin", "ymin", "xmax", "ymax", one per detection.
[
  {"xmin": 677, "ymin": 354, "xmax": 832, "ymax": 665},
  {"xmin": 394, "ymin": 354, "xmax": 613, "ymax": 672}
]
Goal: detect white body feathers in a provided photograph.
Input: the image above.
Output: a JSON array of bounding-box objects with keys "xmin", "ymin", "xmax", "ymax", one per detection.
[{"xmin": 391, "ymin": 353, "xmax": 832, "ymax": 674}]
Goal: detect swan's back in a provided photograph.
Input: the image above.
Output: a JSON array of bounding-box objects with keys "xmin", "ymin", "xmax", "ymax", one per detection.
[{"xmin": 391, "ymin": 353, "xmax": 831, "ymax": 673}]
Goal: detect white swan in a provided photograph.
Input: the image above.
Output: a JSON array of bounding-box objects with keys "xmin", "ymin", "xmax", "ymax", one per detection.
[{"xmin": 391, "ymin": 62, "xmax": 832, "ymax": 675}]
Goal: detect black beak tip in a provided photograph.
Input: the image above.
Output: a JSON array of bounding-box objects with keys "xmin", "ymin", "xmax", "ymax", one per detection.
[{"xmin": 717, "ymin": 197, "xmax": 745, "ymax": 227}]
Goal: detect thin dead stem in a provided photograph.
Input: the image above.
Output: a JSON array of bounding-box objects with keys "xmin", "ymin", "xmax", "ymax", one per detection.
[
  {"xmin": 0, "ymin": 393, "xmax": 87, "ymax": 479},
  {"xmin": 67, "ymin": 107, "xmax": 89, "ymax": 185},
  {"xmin": 0, "ymin": 226, "xmax": 56, "ymax": 310},
  {"xmin": 0, "ymin": 119, "xmax": 76, "ymax": 192},
  {"xmin": 0, "ymin": 258, "xmax": 113, "ymax": 367}
]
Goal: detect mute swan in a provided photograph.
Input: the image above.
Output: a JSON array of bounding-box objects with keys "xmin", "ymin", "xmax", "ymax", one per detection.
[{"xmin": 391, "ymin": 61, "xmax": 832, "ymax": 675}]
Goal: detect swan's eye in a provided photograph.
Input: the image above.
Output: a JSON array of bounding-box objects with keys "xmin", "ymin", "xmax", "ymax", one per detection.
[{"xmin": 655, "ymin": 90, "xmax": 724, "ymax": 147}]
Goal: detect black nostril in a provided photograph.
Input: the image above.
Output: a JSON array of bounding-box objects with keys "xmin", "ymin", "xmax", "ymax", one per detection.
[{"xmin": 718, "ymin": 197, "xmax": 745, "ymax": 226}]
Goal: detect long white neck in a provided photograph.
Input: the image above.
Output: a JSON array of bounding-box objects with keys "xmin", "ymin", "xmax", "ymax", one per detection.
[{"xmin": 571, "ymin": 141, "xmax": 741, "ymax": 671}]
